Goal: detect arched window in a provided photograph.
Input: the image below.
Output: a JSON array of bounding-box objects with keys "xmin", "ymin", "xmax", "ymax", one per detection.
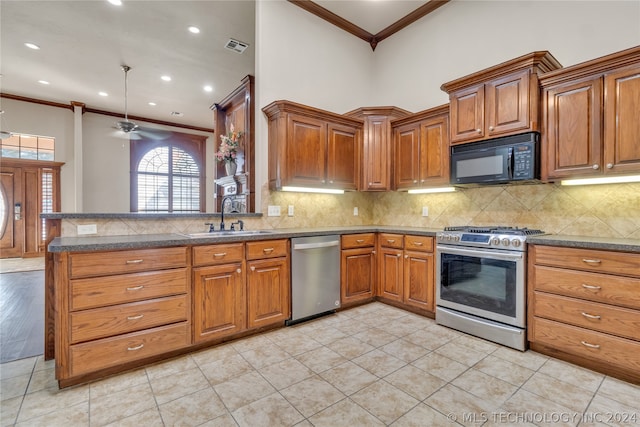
[{"xmin": 130, "ymin": 132, "xmax": 206, "ymax": 212}]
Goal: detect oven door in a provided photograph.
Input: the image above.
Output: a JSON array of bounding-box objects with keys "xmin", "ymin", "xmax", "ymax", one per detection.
[{"xmin": 436, "ymin": 245, "xmax": 525, "ymax": 327}]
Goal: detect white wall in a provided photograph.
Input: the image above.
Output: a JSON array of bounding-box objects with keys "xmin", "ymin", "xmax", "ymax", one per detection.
[
  {"xmin": 371, "ymin": 0, "xmax": 640, "ymax": 110},
  {"xmin": 0, "ymin": 97, "xmax": 77, "ymax": 210}
]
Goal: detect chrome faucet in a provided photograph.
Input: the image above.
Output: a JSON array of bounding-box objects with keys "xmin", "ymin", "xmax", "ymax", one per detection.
[{"xmin": 219, "ymin": 196, "xmax": 234, "ymax": 231}]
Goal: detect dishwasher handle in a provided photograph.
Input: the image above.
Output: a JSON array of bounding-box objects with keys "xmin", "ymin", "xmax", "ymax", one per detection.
[{"xmin": 293, "ymin": 240, "xmax": 340, "ymax": 250}]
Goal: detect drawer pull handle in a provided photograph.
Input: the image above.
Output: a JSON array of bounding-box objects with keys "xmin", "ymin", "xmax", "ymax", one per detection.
[
  {"xmin": 127, "ymin": 314, "xmax": 144, "ymax": 320},
  {"xmin": 387, "ymin": 239, "xmax": 395, "ymax": 243},
  {"xmin": 411, "ymin": 241, "xmax": 423, "ymax": 246},
  {"xmin": 126, "ymin": 285, "xmax": 144, "ymax": 291},
  {"xmin": 126, "ymin": 259, "xmax": 144, "ymax": 264},
  {"xmin": 580, "ymin": 341, "xmax": 600, "ymax": 349},
  {"xmin": 213, "ymin": 252, "xmax": 227, "ymax": 258},
  {"xmin": 581, "ymin": 284, "xmax": 601, "ymax": 290},
  {"xmin": 127, "ymin": 343, "xmax": 144, "ymax": 351},
  {"xmin": 581, "ymin": 312, "xmax": 601, "ymax": 320},
  {"xmin": 356, "ymin": 239, "xmax": 364, "ymax": 243},
  {"xmin": 263, "ymin": 248, "xmax": 274, "ymax": 254},
  {"xmin": 582, "ymin": 258, "xmax": 601, "ymax": 265}
]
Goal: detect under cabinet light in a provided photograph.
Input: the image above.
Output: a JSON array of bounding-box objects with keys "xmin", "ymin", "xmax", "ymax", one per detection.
[
  {"xmin": 281, "ymin": 186, "xmax": 344, "ymax": 194},
  {"xmin": 560, "ymin": 175, "xmax": 640, "ymax": 186},
  {"xmin": 408, "ymin": 187, "xmax": 456, "ymax": 194}
]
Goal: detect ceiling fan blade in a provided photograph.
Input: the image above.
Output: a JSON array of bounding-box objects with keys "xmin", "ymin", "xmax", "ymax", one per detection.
[{"xmin": 135, "ymin": 127, "xmax": 172, "ymax": 140}]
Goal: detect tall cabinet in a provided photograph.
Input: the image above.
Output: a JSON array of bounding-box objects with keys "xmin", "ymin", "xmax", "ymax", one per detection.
[{"xmin": 540, "ymin": 46, "xmax": 640, "ymax": 180}]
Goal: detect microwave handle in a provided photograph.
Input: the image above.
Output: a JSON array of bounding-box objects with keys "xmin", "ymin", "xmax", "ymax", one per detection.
[{"xmin": 507, "ymin": 147, "xmax": 513, "ymax": 179}]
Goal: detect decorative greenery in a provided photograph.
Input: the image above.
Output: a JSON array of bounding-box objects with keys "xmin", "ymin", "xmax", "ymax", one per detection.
[{"xmin": 215, "ymin": 124, "xmax": 242, "ymax": 163}]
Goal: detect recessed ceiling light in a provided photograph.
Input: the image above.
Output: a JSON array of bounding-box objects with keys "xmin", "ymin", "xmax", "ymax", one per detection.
[
  {"xmin": 188, "ymin": 26, "xmax": 200, "ymax": 34},
  {"xmin": 98, "ymin": 91, "xmax": 108, "ymax": 97},
  {"xmin": 203, "ymin": 85, "xmax": 213, "ymax": 92},
  {"xmin": 25, "ymin": 42, "xmax": 40, "ymax": 50},
  {"xmin": 161, "ymin": 75, "xmax": 172, "ymax": 82},
  {"xmin": 107, "ymin": 0, "xmax": 122, "ymax": 5},
  {"xmin": 38, "ymin": 80, "xmax": 50, "ymax": 85},
  {"xmin": 148, "ymin": 102, "xmax": 157, "ymax": 106}
]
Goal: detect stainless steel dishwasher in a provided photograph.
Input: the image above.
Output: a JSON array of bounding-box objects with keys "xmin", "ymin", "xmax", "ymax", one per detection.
[{"xmin": 288, "ymin": 235, "xmax": 341, "ymax": 325}]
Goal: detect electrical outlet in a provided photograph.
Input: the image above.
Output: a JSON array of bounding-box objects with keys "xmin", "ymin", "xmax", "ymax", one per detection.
[
  {"xmin": 288, "ymin": 205, "xmax": 294, "ymax": 216},
  {"xmin": 267, "ymin": 205, "xmax": 281, "ymax": 216},
  {"xmin": 77, "ymin": 224, "xmax": 97, "ymax": 235},
  {"xmin": 353, "ymin": 207, "xmax": 359, "ymax": 216},
  {"xmin": 422, "ymin": 206, "xmax": 429, "ymax": 217}
]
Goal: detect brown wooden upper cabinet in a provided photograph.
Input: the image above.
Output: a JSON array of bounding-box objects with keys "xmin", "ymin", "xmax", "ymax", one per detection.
[
  {"xmin": 262, "ymin": 100, "xmax": 363, "ymax": 191},
  {"xmin": 441, "ymin": 51, "xmax": 562, "ymax": 145},
  {"xmin": 540, "ymin": 46, "xmax": 640, "ymax": 180},
  {"xmin": 391, "ymin": 105, "xmax": 450, "ymax": 190},
  {"xmin": 344, "ymin": 107, "xmax": 411, "ymax": 191}
]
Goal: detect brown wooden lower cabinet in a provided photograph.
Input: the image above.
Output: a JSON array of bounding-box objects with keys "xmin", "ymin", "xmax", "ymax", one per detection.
[
  {"xmin": 340, "ymin": 233, "xmax": 377, "ymax": 305},
  {"xmin": 247, "ymin": 256, "xmax": 290, "ymax": 328},
  {"xmin": 528, "ymin": 244, "xmax": 640, "ymax": 383}
]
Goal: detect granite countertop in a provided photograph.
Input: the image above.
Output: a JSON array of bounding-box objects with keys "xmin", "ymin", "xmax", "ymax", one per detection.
[
  {"xmin": 47, "ymin": 226, "xmax": 441, "ymax": 252},
  {"xmin": 48, "ymin": 226, "xmax": 640, "ymax": 253}
]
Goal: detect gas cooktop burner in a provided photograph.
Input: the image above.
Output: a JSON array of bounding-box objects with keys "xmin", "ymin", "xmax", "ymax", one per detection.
[{"xmin": 443, "ymin": 226, "xmax": 545, "ymax": 236}]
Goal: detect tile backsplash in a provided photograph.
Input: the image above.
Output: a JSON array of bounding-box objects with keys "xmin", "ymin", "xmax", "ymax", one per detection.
[{"xmin": 61, "ymin": 181, "xmax": 640, "ymax": 239}]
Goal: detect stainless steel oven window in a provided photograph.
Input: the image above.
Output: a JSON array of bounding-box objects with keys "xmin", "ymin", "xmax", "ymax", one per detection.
[{"xmin": 436, "ymin": 245, "xmax": 525, "ymax": 327}]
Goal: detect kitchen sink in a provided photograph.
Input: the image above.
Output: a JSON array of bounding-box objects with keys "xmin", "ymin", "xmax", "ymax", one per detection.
[{"xmin": 182, "ymin": 230, "xmax": 275, "ymax": 238}]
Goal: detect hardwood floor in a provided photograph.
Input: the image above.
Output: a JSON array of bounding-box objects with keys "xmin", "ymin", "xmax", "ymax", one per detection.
[{"xmin": 0, "ymin": 270, "xmax": 44, "ymax": 363}]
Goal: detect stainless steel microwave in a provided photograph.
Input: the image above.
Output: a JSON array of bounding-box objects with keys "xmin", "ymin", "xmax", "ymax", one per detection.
[{"xmin": 450, "ymin": 132, "xmax": 540, "ymax": 185}]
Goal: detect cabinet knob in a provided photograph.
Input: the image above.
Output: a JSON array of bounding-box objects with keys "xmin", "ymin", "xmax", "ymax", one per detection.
[
  {"xmin": 420, "ymin": 180, "xmax": 425, "ymax": 183},
  {"xmin": 329, "ymin": 180, "xmax": 334, "ymax": 184},
  {"xmin": 322, "ymin": 180, "xmax": 326, "ymax": 184},
  {"xmin": 368, "ymin": 182, "xmax": 373, "ymax": 186},
  {"xmin": 413, "ymin": 180, "xmax": 418, "ymax": 184},
  {"xmin": 606, "ymin": 163, "xmax": 613, "ymax": 169},
  {"xmin": 237, "ymin": 268, "xmax": 242, "ymax": 274},
  {"xmin": 372, "ymin": 250, "xmax": 376, "ymax": 255},
  {"xmin": 405, "ymin": 255, "xmax": 409, "ymax": 259},
  {"xmin": 592, "ymin": 164, "xmax": 600, "ymax": 170},
  {"xmin": 476, "ymin": 129, "xmax": 482, "ymax": 133},
  {"xmin": 250, "ymin": 266, "xmax": 255, "ymax": 271},
  {"xmin": 488, "ymin": 126, "xmax": 494, "ymax": 131},
  {"xmin": 397, "ymin": 253, "xmax": 401, "ymax": 258}
]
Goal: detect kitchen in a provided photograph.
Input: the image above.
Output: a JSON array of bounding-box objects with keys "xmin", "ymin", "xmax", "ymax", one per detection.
[{"xmin": 2, "ymin": 0, "xmax": 640, "ymax": 426}]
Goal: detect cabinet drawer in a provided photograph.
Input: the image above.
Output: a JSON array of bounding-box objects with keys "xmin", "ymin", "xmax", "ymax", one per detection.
[
  {"xmin": 69, "ymin": 247, "xmax": 188, "ymax": 279},
  {"xmin": 531, "ymin": 317, "xmax": 640, "ymax": 374},
  {"xmin": 342, "ymin": 233, "xmax": 375, "ymax": 249},
  {"xmin": 246, "ymin": 239, "xmax": 289, "ymax": 260},
  {"xmin": 70, "ymin": 295, "xmax": 189, "ymax": 344},
  {"xmin": 404, "ymin": 235, "xmax": 434, "ymax": 252},
  {"xmin": 193, "ymin": 243, "xmax": 244, "ymax": 266},
  {"xmin": 69, "ymin": 322, "xmax": 190, "ymax": 377},
  {"xmin": 532, "ymin": 246, "xmax": 640, "ymax": 277},
  {"xmin": 532, "ymin": 265, "xmax": 640, "ymax": 310},
  {"xmin": 379, "ymin": 233, "xmax": 403, "ymax": 249},
  {"xmin": 534, "ymin": 292, "xmax": 640, "ymax": 341},
  {"xmin": 70, "ymin": 268, "xmax": 188, "ymax": 311}
]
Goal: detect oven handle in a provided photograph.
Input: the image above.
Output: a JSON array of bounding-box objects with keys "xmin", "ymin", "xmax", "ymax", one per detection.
[{"xmin": 437, "ymin": 245, "xmax": 523, "ymax": 262}]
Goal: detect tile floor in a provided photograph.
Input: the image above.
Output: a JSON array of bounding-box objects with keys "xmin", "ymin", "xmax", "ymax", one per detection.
[{"xmin": 1, "ymin": 302, "xmax": 639, "ymax": 427}]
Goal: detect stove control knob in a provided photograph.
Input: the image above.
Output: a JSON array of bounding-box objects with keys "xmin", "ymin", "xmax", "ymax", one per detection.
[
  {"xmin": 511, "ymin": 239, "xmax": 522, "ymax": 247},
  {"xmin": 445, "ymin": 234, "xmax": 452, "ymax": 241},
  {"xmin": 491, "ymin": 238, "xmax": 500, "ymax": 246},
  {"xmin": 501, "ymin": 238, "xmax": 510, "ymax": 246},
  {"xmin": 452, "ymin": 235, "xmax": 460, "ymax": 242}
]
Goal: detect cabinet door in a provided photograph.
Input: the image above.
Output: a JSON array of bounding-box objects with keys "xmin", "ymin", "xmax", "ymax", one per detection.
[
  {"xmin": 403, "ymin": 250, "xmax": 434, "ymax": 311},
  {"xmin": 485, "ymin": 70, "xmax": 531, "ymax": 137},
  {"xmin": 193, "ymin": 263, "xmax": 245, "ymax": 343},
  {"xmin": 604, "ymin": 66, "xmax": 640, "ymax": 174},
  {"xmin": 418, "ymin": 115, "xmax": 450, "ymax": 186},
  {"xmin": 286, "ymin": 114, "xmax": 327, "ymax": 187},
  {"xmin": 340, "ymin": 247, "xmax": 375, "ymax": 304},
  {"xmin": 449, "ymin": 84, "xmax": 484, "ymax": 144},
  {"xmin": 543, "ymin": 78, "xmax": 603, "ymax": 179},
  {"xmin": 379, "ymin": 247, "xmax": 403, "ymax": 302},
  {"xmin": 394, "ymin": 123, "xmax": 420, "ymax": 189},
  {"xmin": 327, "ymin": 122, "xmax": 359, "ymax": 190},
  {"xmin": 247, "ymin": 257, "xmax": 290, "ymax": 328},
  {"xmin": 362, "ymin": 116, "xmax": 391, "ymax": 191}
]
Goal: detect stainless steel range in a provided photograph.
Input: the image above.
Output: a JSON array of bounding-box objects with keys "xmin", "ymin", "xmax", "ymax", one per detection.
[{"xmin": 435, "ymin": 226, "xmax": 545, "ymax": 351}]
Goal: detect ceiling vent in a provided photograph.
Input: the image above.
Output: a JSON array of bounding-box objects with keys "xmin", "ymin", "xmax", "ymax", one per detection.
[{"xmin": 224, "ymin": 38, "xmax": 249, "ymax": 54}]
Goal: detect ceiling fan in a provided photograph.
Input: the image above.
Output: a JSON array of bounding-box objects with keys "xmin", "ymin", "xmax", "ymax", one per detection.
[{"xmin": 113, "ymin": 65, "xmax": 170, "ymax": 140}]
